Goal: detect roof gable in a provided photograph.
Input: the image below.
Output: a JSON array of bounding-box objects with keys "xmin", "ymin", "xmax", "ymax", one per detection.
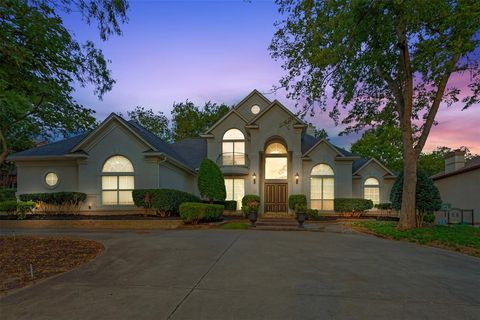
[
  {"xmin": 352, "ymin": 158, "xmax": 395, "ymax": 176},
  {"xmin": 247, "ymin": 100, "xmax": 307, "ymax": 127},
  {"xmin": 302, "ymin": 138, "xmax": 345, "ymax": 157},
  {"xmin": 203, "ymin": 109, "xmax": 248, "ymax": 135}
]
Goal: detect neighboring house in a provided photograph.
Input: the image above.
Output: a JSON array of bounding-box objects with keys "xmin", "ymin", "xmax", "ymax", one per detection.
[
  {"xmin": 432, "ymin": 151, "xmax": 480, "ymax": 225},
  {"xmin": 9, "ymin": 90, "xmax": 395, "ymax": 214}
]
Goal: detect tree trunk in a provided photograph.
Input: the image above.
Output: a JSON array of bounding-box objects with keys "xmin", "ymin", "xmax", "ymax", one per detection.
[
  {"xmin": 398, "ymin": 148, "xmax": 417, "ymax": 230},
  {"xmin": 0, "ymin": 128, "xmax": 9, "ymax": 166}
]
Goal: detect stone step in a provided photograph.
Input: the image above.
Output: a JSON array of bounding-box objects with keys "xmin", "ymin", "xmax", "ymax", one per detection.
[
  {"xmin": 252, "ymin": 225, "xmax": 306, "ymax": 231},
  {"xmin": 256, "ymin": 221, "xmax": 299, "ymax": 227}
]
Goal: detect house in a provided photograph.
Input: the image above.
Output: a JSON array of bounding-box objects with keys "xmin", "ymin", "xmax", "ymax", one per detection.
[
  {"xmin": 432, "ymin": 151, "xmax": 480, "ymax": 225},
  {"xmin": 9, "ymin": 90, "xmax": 396, "ymax": 214}
]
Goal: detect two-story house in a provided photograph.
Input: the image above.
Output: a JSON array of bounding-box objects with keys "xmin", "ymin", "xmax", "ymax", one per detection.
[{"xmin": 10, "ymin": 90, "xmax": 396, "ymax": 214}]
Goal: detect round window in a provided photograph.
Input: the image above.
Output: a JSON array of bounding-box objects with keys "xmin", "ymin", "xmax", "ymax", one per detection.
[
  {"xmin": 251, "ymin": 105, "xmax": 260, "ymax": 114},
  {"xmin": 45, "ymin": 172, "xmax": 59, "ymax": 187}
]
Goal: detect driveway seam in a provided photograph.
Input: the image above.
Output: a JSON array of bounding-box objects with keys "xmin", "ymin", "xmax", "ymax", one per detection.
[{"xmin": 166, "ymin": 233, "xmax": 242, "ymax": 320}]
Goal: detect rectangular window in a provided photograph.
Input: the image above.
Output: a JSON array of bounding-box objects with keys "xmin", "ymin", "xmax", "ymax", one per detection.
[
  {"xmin": 265, "ymin": 157, "xmax": 288, "ymax": 180},
  {"xmin": 102, "ymin": 175, "xmax": 134, "ymax": 205},
  {"xmin": 224, "ymin": 178, "xmax": 244, "ymax": 210},
  {"xmin": 222, "ymin": 142, "xmax": 245, "ymax": 165},
  {"xmin": 364, "ymin": 187, "xmax": 380, "ymax": 205},
  {"xmin": 310, "ymin": 177, "xmax": 334, "ymax": 211}
]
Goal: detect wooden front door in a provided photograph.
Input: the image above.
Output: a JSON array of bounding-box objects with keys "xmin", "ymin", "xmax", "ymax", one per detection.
[{"xmin": 264, "ymin": 183, "xmax": 288, "ymax": 212}]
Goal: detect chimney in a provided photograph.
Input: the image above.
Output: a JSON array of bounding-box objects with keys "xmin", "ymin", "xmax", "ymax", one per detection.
[
  {"xmin": 306, "ymin": 124, "xmax": 316, "ymax": 137},
  {"xmin": 444, "ymin": 150, "xmax": 465, "ymax": 174}
]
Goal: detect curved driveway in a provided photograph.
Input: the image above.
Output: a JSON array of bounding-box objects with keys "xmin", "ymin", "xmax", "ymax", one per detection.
[{"xmin": 1, "ymin": 227, "xmax": 479, "ymax": 319}]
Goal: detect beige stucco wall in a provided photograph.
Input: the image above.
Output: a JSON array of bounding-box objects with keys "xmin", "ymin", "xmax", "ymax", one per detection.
[
  {"xmin": 352, "ymin": 161, "xmax": 394, "ymax": 204},
  {"xmin": 434, "ymin": 169, "xmax": 480, "ymax": 224},
  {"xmin": 235, "ymin": 92, "xmax": 271, "ymax": 122}
]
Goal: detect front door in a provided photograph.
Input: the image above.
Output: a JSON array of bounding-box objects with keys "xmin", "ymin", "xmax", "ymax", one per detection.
[{"xmin": 264, "ymin": 183, "xmax": 288, "ymax": 212}]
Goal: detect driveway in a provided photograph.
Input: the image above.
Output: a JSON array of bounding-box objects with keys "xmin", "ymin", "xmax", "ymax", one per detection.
[{"xmin": 1, "ymin": 227, "xmax": 479, "ymax": 319}]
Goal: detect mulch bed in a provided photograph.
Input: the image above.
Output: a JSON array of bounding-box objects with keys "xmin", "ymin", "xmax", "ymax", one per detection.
[
  {"xmin": 0, "ymin": 236, "xmax": 104, "ymax": 294},
  {"xmin": 0, "ymin": 214, "xmax": 180, "ymax": 220}
]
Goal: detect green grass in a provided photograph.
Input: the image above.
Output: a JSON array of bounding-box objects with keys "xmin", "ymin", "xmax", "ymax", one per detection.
[
  {"xmin": 353, "ymin": 221, "xmax": 480, "ymax": 255},
  {"xmin": 220, "ymin": 222, "xmax": 250, "ymax": 230}
]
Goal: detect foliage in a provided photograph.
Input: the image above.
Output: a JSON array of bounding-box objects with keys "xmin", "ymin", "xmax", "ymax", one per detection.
[
  {"xmin": 197, "ymin": 159, "xmax": 226, "ymax": 202},
  {"xmin": 220, "ymin": 222, "xmax": 250, "ymax": 230},
  {"xmin": 19, "ymin": 192, "xmax": 86, "ymax": 214},
  {"xmin": 241, "ymin": 195, "xmax": 261, "ymax": 207},
  {"xmin": 202, "ymin": 200, "xmax": 237, "ymax": 211},
  {"xmin": 375, "ymin": 203, "xmax": 393, "ymax": 210},
  {"xmin": 171, "ymin": 101, "xmax": 231, "ymax": 142},
  {"xmin": 334, "ymin": 198, "xmax": 373, "ymax": 214},
  {"xmin": 179, "ymin": 202, "xmax": 224, "ymax": 224},
  {"xmin": 16, "ymin": 201, "xmax": 35, "ymax": 220},
  {"xmin": 0, "ymin": 200, "xmax": 18, "ymax": 213},
  {"xmin": 424, "ymin": 213, "xmax": 435, "ymax": 224},
  {"xmin": 121, "ymin": 106, "xmax": 171, "ymax": 142},
  {"xmin": 132, "ymin": 189, "xmax": 200, "ymax": 216},
  {"xmin": 0, "ymin": 188, "xmax": 16, "ymax": 201},
  {"xmin": 288, "ymin": 194, "xmax": 307, "ymax": 211},
  {"xmin": 0, "ymin": 0, "xmax": 128, "ymax": 165},
  {"xmin": 270, "ymin": 0, "xmax": 480, "ymax": 229},
  {"xmin": 294, "ymin": 203, "xmax": 307, "ymax": 214},
  {"xmin": 306, "ymin": 209, "xmax": 319, "ymax": 220},
  {"xmin": 418, "ymin": 146, "xmax": 478, "ymax": 176},
  {"xmin": 353, "ymin": 222, "xmax": 480, "ymax": 256},
  {"xmin": 241, "ymin": 194, "xmax": 261, "ymax": 217}
]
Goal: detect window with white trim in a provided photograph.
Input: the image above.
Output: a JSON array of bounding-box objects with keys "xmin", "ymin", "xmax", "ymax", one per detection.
[
  {"xmin": 224, "ymin": 178, "xmax": 244, "ymax": 210},
  {"xmin": 222, "ymin": 129, "xmax": 245, "ymax": 165},
  {"xmin": 102, "ymin": 155, "xmax": 134, "ymax": 205},
  {"xmin": 265, "ymin": 142, "xmax": 288, "ymax": 180},
  {"xmin": 310, "ymin": 164, "xmax": 334, "ymax": 211},
  {"xmin": 364, "ymin": 177, "xmax": 380, "ymax": 205}
]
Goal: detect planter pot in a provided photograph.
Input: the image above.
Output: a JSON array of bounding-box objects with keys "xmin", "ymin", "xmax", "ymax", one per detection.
[
  {"xmin": 248, "ymin": 212, "xmax": 258, "ymax": 227},
  {"xmin": 296, "ymin": 212, "xmax": 306, "ymax": 228}
]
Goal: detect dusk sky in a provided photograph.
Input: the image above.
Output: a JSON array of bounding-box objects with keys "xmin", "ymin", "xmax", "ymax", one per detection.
[{"xmin": 66, "ymin": 0, "xmax": 479, "ymax": 153}]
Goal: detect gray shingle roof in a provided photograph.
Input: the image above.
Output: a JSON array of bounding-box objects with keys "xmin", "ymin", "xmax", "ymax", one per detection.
[
  {"xmin": 171, "ymin": 138, "xmax": 207, "ymax": 169},
  {"xmin": 352, "ymin": 158, "xmax": 370, "ymax": 173},
  {"xmin": 10, "ymin": 133, "xmax": 88, "ymax": 157},
  {"xmin": 301, "ymin": 134, "xmax": 354, "ymax": 157}
]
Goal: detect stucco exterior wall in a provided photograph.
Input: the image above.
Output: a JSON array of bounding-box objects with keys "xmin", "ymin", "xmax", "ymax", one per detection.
[
  {"xmin": 352, "ymin": 161, "xmax": 393, "ymax": 203},
  {"xmin": 434, "ymin": 169, "xmax": 480, "ymax": 224},
  {"xmin": 159, "ymin": 161, "xmax": 196, "ymax": 194},
  {"xmin": 235, "ymin": 93, "xmax": 270, "ymax": 122}
]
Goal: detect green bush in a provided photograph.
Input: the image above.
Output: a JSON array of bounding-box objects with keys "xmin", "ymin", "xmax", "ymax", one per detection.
[
  {"xmin": 241, "ymin": 194, "xmax": 260, "ymax": 217},
  {"xmin": 197, "ymin": 159, "xmax": 226, "ymax": 202},
  {"xmin": 334, "ymin": 198, "xmax": 373, "ymax": 213},
  {"xmin": 179, "ymin": 202, "xmax": 224, "ymax": 224},
  {"xmin": 241, "ymin": 194, "xmax": 260, "ymax": 207},
  {"xmin": 16, "ymin": 201, "xmax": 35, "ymax": 220},
  {"xmin": 306, "ymin": 208, "xmax": 319, "ymax": 220},
  {"xmin": 132, "ymin": 189, "xmax": 200, "ymax": 216},
  {"xmin": 201, "ymin": 200, "xmax": 237, "ymax": 211},
  {"xmin": 375, "ymin": 203, "xmax": 393, "ymax": 210},
  {"xmin": 288, "ymin": 194, "xmax": 307, "ymax": 210},
  {"xmin": 424, "ymin": 212, "xmax": 435, "ymax": 224},
  {"xmin": 0, "ymin": 200, "xmax": 18, "ymax": 213},
  {"xmin": 0, "ymin": 188, "xmax": 16, "ymax": 201},
  {"xmin": 19, "ymin": 192, "xmax": 86, "ymax": 204}
]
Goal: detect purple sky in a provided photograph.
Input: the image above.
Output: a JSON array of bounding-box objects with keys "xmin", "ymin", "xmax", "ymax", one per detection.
[{"xmin": 66, "ymin": 1, "xmax": 480, "ymax": 153}]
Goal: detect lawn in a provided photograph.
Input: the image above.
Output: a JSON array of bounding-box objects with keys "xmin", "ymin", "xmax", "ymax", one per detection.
[
  {"xmin": 220, "ymin": 221, "xmax": 250, "ymax": 230},
  {"xmin": 0, "ymin": 236, "xmax": 104, "ymax": 294},
  {"xmin": 352, "ymin": 221, "xmax": 480, "ymax": 257}
]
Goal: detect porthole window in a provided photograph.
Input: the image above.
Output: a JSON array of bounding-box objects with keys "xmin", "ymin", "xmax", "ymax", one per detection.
[
  {"xmin": 251, "ymin": 105, "xmax": 260, "ymax": 114},
  {"xmin": 45, "ymin": 172, "xmax": 59, "ymax": 187}
]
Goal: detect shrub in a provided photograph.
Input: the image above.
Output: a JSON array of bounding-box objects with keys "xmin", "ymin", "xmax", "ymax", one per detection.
[
  {"xmin": 0, "ymin": 200, "xmax": 18, "ymax": 213},
  {"xmin": 19, "ymin": 192, "xmax": 86, "ymax": 214},
  {"xmin": 0, "ymin": 188, "xmax": 16, "ymax": 201},
  {"xmin": 241, "ymin": 194, "xmax": 260, "ymax": 207},
  {"xmin": 390, "ymin": 170, "xmax": 442, "ymax": 226},
  {"xmin": 288, "ymin": 194, "xmax": 307, "ymax": 211},
  {"xmin": 132, "ymin": 189, "xmax": 200, "ymax": 216},
  {"xmin": 424, "ymin": 212, "xmax": 435, "ymax": 224},
  {"xmin": 179, "ymin": 202, "xmax": 224, "ymax": 224},
  {"xmin": 241, "ymin": 194, "xmax": 260, "ymax": 217},
  {"xmin": 201, "ymin": 200, "xmax": 237, "ymax": 211},
  {"xmin": 375, "ymin": 203, "xmax": 393, "ymax": 210},
  {"xmin": 334, "ymin": 198, "xmax": 373, "ymax": 216},
  {"xmin": 306, "ymin": 208, "xmax": 319, "ymax": 220},
  {"xmin": 197, "ymin": 159, "xmax": 226, "ymax": 202},
  {"xmin": 16, "ymin": 201, "xmax": 35, "ymax": 220}
]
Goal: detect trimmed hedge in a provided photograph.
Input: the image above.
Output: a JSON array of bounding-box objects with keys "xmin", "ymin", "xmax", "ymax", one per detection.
[
  {"xmin": 0, "ymin": 188, "xmax": 16, "ymax": 201},
  {"xmin": 242, "ymin": 194, "xmax": 260, "ymax": 207},
  {"xmin": 288, "ymin": 194, "xmax": 307, "ymax": 210},
  {"xmin": 375, "ymin": 203, "xmax": 393, "ymax": 210},
  {"xmin": 334, "ymin": 198, "xmax": 373, "ymax": 213},
  {"xmin": 19, "ymin": 192, "xmax": 86, "ymax": 204},
  {"xmin": 132, "ymin": 189, "xmax": 200, "ymax": 215},
  {"xmin": 201, "ymin": 200, "xmax": 237, "ymax": 211},
  {"xmin": 179, "ymin": 202, "xmax": 224, "ymax": 224},
  {"xmin": 0, "ymin": 200, "xmax": 18, "ymax": 213}
]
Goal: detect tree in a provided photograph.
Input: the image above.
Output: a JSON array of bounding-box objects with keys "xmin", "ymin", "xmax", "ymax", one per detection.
[
  {"xmin": 0, "ymin": 0, "xmax": 128, "ymax": 165},
  {"xmin": 307, "ymin": 124, "xmax": 329, "ymax": 140},
  {"xmin": 121, "ymin": 106, "xmax": 171, "ymax": 142},
  {"xmin": 171, "ymin": 101, "xmax": 231, "ymax": 142},
  {"xmin": 390, "ymin": 170, "xmax": 442, "ymax": 227},
  {"xmin": 351, "ymin": 124, "xmax": 403, "ymax": 172},
  {"xmin": 270, "ymin": 0, "xmax": 480, "ymax": 229},
  {"xmin": 197, "ymin": 159, "xmax": 226, "ymax": 203},
  {"xmin": 419, "ymin": 146, "xmax": 478, "ymax": 176}
]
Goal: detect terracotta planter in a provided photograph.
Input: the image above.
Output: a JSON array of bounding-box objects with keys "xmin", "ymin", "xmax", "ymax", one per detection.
[
  {"xmin": 296, "ymin": 212, "xmax": 306, "ymax": 228},
  {"xmin": 248, "ymin": 212, "xmax": 258, "ymax": 227}
]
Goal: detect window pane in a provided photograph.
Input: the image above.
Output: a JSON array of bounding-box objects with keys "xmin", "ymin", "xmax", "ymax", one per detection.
[
  {"xmin": 265, "ymin": 142, "xmax": 287, "ymax": 154},
  {"xmin": 102, "ymin": 176, "xmax": 118, "ymax": 190},
  {"xmin": 103, "ymin": 156, "xmax": 134, "ymax": 173},
  {"xmin": 311, "ymin": 199, "xmax": 322, "ymax": 210},
  {"xmin": 364, "ymin": 187, "xmax": 380, "ymax": 204},
  {"xmin": 323, "ymin": 178, "xmax": 334, "ymax": 200},
  {"xmin": 223, "ymin": 129, "xmax": 244, "ymax": 140},
  {"xmin": 233, "ymin": 179, "xmax": 244, "ymax": 210},
  {"xmin": 322, "ymin": 200, "xmax": 334, "ymax": 211},
  {"xmin": 119, "ymin": 176, "xmax": 134, "ymax": 190},
  {"xmin": 364, "ymin": 178, "xmax": 379, "ymax": 186},
  {"xmin": 222, "ymin": 142, "xmax": 234, "ymax": 153},
  {"xmin": 225, "ymin": 179, "xmax": 233, "ymax": 201},
  {"xmin": 118, "ymin": 191, "xmax": 134, "ymax": 205},
  {"xmin": 311, "ymin": 164, "xmax": 334, "ymax": 176},
  {"xmin": 311, "ymin": 177, "xmax": 322, "ymax": 200},
  {"xmin": 265, "ymin": 157, "xmax": 288, "ymax": 179},
  {"xmin": 102, "ymin": 191, "xmax": 117, "ymax": 205}
]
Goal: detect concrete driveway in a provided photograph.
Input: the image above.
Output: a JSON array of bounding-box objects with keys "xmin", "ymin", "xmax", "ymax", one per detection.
[{"xmin": 1, "ymin": 227, "xmax": 479, "ymax": 319}]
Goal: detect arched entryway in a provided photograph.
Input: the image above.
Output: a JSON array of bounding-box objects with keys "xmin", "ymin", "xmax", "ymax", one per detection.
[{"xmin": 263, "ymin": 140, "xmax": 288, "ymax": 212}]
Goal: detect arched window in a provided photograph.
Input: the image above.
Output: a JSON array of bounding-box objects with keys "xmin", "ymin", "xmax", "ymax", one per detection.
[
  {"xmin": 102, "ymin": 155, "xmax": 134, "ymax": 205},
  {"xmin": 222, "ymin": 129, "xmax": 245, "ymax": 165},
  {"xmin": 364, "ymin": 177, "xmax": 380, "ymax": 205},
  {"xmin": 265, "ymin": 141, "xmax": 288, "ymax": 179},
  {"xmin": 310, "ymin": 164, "xmax": 334, "ymax": 211}
]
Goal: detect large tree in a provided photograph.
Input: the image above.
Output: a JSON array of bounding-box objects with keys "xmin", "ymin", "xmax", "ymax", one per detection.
[
  {"xmin": 270, "ymin": 0, "xmax": 480, "ymax": 229},
  {"xmin": 121, "ymin": 106, "xmax": 171, "ymax": 142},
  {"xmin": 0, "ymin": 0, "xmax": 128, "ymax": 165},
  {"xmin": 171, "ymin": 101, "xmax": 231, "ymax": 142}
]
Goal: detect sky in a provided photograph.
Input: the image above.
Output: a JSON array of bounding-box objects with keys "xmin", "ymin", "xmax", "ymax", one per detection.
[{"xmin": 65, "ymin": 0, "xmax": 480, "ymax": 153}]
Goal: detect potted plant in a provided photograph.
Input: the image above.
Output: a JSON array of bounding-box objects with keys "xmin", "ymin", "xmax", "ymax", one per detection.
[
  {"xmin": 295, "ymin": 204, "xmax": 307, "ymax": 228},
  {"xmin": 242, "ymin": 200, "xmax": 260, "ymax": 227}
]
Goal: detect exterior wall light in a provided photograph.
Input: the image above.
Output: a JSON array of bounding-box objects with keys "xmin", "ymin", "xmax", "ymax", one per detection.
[
  {"xmin": 295, "ymin": 172, "xmax": 299, "ymax": 184},
  {"xmin": 253, "ymin": 172, "xmax": 256, "ymax": 184}
]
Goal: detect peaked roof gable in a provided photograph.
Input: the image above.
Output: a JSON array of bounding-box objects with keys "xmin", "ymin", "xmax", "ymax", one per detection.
[
  {"xmin": 302, "ymin": 138, "xmax": 346, "ymax": 157},
  {"xmin": 233, "ymin": 89, "xmax": 271, "ymax": 111},
  {"xmin": 247, "ymin": 100, "xmax": 307, "ymax": 127},
  {"xmin": 203, "ymin": 109, "xmax": 248, "ymax": 134},
  {"xmin": 352, "ymin": 158, "xmax": 395, "ymax": 176}
]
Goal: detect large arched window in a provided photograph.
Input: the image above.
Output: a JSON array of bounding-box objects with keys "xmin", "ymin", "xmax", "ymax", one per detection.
[
  {"xmin": 222, "ymin": 129, "xmax": 245, "ymax": 165},
  {"xmin": 265, "ymin": 141, "xmax": 288, "ymax": 179},
  {"xmin": 102, "ymin": 155, "xmax": 134, "ymax": 205},
  {"xmin": 310, "ymin": 164, "xmax": 334, "ymax": 211},
  {"xmin": 364, "ymin": 177, "xmax": 380, "ymax": 205}
]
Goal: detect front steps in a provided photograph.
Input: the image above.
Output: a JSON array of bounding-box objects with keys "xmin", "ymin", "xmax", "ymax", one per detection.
[{"xmin": 254, "ymin": 217, "xmax": 308, "ymax": 231}]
